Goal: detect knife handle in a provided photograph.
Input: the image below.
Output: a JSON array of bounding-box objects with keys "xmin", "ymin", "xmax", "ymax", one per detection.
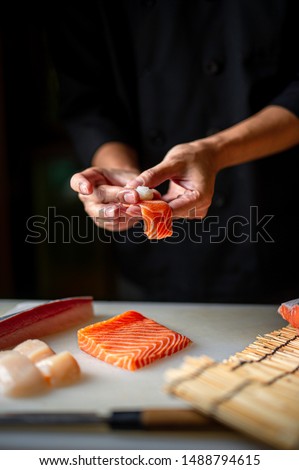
[
  {"xmin": 0, "ymin": 409, "xmax": 213, "ymax": 430},
  {"xmin": 109, "ymin": 409, "xmax": 211, "ymax": 429}
]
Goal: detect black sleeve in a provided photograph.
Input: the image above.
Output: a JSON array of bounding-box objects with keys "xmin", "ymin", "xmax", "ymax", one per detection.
[
  {"xmin": 269, "ymin": 2, "xmax": 299, "ymax": 119},
  {"xmin": 46, "ymin": 4, "xmax": 136, "ymax": 166}
]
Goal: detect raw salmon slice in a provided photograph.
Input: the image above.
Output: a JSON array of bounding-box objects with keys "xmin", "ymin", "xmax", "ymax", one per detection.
[
  {"xmin": 278, "ymin": 298, "xmax": 299, "ymax": 328},
  {"xmin": 139, "ymin": 200, "xmax": 173, "ymax": 239},
  {"xmin": 78, "ymin": 310, "xmax": 191, "ymax": 371}
]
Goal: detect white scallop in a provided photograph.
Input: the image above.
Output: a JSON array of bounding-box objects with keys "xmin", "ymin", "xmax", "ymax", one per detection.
[
  {"xmin": 14, "ymin": 339, "xmax": 55, "ymax": 363},
  {"xmin": 36, "ymin": 351, "xmax": 81, "ymax": 387},
  {"xmin": 0, "ymin": 350, "xmax": 46, "ymax": 397}
]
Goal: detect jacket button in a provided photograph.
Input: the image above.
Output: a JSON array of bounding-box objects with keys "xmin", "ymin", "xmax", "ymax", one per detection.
[
  {"xmin": 149, "ymin": 129, "xmax": 165, "ymax": 146},
  {"xmin": 203, "ymin": 60, "xmax": 222, "ymax": 76}
]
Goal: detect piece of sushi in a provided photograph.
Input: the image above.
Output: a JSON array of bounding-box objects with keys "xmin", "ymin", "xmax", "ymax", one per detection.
[
  {"xmin": 129, "ymin": 186, "xmax": 172, "ymax": 239},
  {"xmin": 78, "ymin": 310, "xmax": 191, "ymax": 371},
  {"xmin": 278, "ymin": 298, "xmax": 299, "ymax": 328}
]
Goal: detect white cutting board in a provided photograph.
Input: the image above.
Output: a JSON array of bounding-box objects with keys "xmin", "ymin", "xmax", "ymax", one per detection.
[{"xmin": 0, "ymin": 301, "xmax": 285, "ymax": 415}]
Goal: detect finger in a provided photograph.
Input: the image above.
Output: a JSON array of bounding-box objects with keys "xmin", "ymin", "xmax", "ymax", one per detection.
[
  {"xmin": 168, "ymin": 190, "xmax": 207, "ymax": 218},
  {"xmin": 94, "ymin": 214, "xmax": 140, "ymax": 232},
  {"xmin": 70, "ymin": 168, "xmax": 108, "ymax": 194},
  {"xmin": 93, "ymin": 185, "xmax": 127, "ymax": 204},
  {"xmin": 97, "ymin": 205, "xmax": 122, "ymax": 220},
  {"xmin": 117, "ymin": 188, "xmax": 161, "ymax": 204},
  {"xmin": 81, "ymin": 201, "xmax": 124, "ymax": 221},
  {"xmin": 162, "ymin": 194, "xmax": 172, "ymax": 203},
  {"xmin": 78, "ymin": 184, "xmax": 130, "ymax": 204},
  {"xmin": 117, "ymin": 189, "xmax": 140, "ymax": 204},
  {"xmin": 125, "ymin": 205, "xmax": 142, "ymax": 217},
  {"xmin": 148, "ymin": 189, "xmax": 162, "ymax": 200},
  {"xmin": 125, "ymin": 161, "xmax": 174, "ymax": 189},
  {"xmin": 162, "ymin": 191, "xmax": 181, "ymax": 203},
  {"xmin": 70, "ymin": 174, "xmax": 93, "ymax": 195},
  {"xmin": 101, "ymin": 168, "xmax": 139, "ymax": 187}
]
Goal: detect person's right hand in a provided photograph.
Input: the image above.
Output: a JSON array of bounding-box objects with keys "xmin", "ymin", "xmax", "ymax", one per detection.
[
  {"xmin": 70, "ymin": 167, "xmax": 144, "ymax": 231},
  {"xmin": 126, "ymin": 139, "xmax": 220, "ymax": 220}
]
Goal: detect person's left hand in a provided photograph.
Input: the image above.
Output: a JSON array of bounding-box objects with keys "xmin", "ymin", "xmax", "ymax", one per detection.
[
  {"xmin": 70, "ymin": 167, "xmax": 161, "ymax": 230},
  {"xmin": 70, "ymin": 167, "xmax": 142, "ymax": 231}
]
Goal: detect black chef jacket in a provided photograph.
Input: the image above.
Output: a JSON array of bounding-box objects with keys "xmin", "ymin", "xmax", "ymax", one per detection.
[{"xmin": 48, "ymin": 0, "xmax": 299, "ymax": 303}]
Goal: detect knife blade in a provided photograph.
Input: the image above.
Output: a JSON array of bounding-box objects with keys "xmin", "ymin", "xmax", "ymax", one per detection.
[
  {"xmin": 0, "ymin": 408, "xmax": 213, "ymax": 430},
  {"xmin": 0, "ymin": 303, "xmax": 43, "ymax": 321}
]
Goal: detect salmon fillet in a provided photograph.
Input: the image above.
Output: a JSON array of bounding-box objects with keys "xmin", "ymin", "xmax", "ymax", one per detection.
[
  {"xmin": 278, "ymin": 298, "xmax": 299, "ymax": 328},
  {"xmin": 139, "ymin": 200, "xmax": 172, "ymax": 239},
  {"xmin": 77, "ymin": 310, "xmax": 191, "ymax": 371}
]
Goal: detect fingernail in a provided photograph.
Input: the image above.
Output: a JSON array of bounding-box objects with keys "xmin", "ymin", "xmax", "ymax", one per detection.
[
  {"xmin": 124, "ymin": 192, "xmax": 137, "ymax": 204},
  {"xmin": 105, "ymin": 206, "xmax": 115, "ymax": 217},
  {"xmin": 79, "ymin": 182, "xmax": 89, "ymax": 195},
  {"xmin": 125, "ymin": 177, "xmax": 144, "ymax": 189},
  {"xmin": 118, "ymin": 190, "xmax": 138, "ymax": 204}
]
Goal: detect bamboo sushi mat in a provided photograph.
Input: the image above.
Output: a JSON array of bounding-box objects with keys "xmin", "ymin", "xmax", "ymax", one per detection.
[{"xmin": 165, "ymin": 325, "xmax": 299, "ymax": 449}]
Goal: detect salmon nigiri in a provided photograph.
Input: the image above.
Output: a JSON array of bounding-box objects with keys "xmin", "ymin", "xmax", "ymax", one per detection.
[
  {"xmin": 135, "ymin": 186, "xmax": 172, "ymax": 239},
  {"xmin": 78, "ymin": 310, "xmax": 191, "ymax": 371},
  {"xmin": 278, "ymin": 298, "xmax": 299, "ymax": 328}
]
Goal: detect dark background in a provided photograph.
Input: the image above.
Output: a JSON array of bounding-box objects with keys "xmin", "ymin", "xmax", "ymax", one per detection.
[{"xmin": 0, "ymin": 26, "xmax": 116, "ymax": 300}]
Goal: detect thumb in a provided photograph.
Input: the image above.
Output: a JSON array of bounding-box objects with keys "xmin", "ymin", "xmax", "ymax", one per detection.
[{"xmin": 125, "ymin": 161, "xmax": 172, "ymax": 189}]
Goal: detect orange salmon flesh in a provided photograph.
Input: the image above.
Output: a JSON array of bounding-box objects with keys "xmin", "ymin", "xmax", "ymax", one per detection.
[
  {"xmin": 138, "ymin": 200, "xmax": 173, "ymax": 239},
  {"xmin": 278, "ymin": 299, "xmax": 299, "ymax": 328},
  {"xmin": 77, "ymin": 310, "xmax": 191, "ymax": 371}
]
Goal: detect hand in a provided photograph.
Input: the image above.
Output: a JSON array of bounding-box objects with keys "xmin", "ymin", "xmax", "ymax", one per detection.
[
  {"xmin": 126, "ymin": 139, "xmax": 219, "ymax": 219},
  {"xmin": 70, "ymin": 167, "xmax": 144, "ymax": 231}
]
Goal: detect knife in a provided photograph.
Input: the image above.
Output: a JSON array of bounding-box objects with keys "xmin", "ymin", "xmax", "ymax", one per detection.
[
  {"xmin": 0, "ymin": 408, "xmax": 213, "ymax": 430},
  {"xmin": 0, "ymin": 302, "xmax": 43, "ymax": 321}
]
